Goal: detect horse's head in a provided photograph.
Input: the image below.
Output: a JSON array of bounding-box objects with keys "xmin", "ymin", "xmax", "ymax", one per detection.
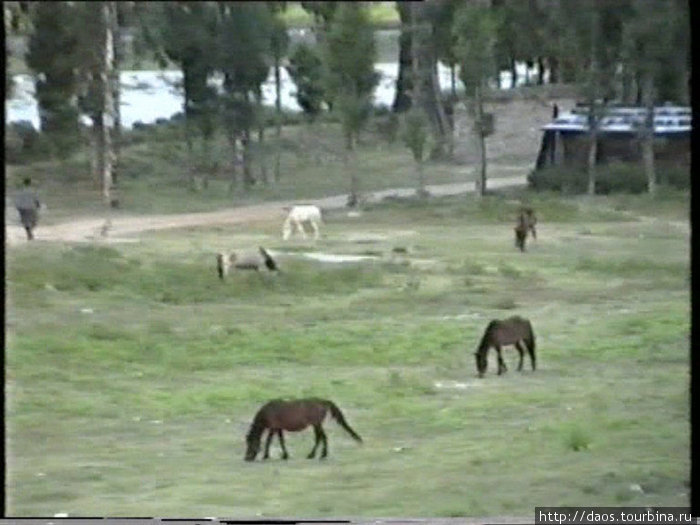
[
  {"xmin": 244, "ymin": 429, "xmax": 260, "ymax": 461},
  {"xmin": 474, "ymin": 350, "xmax": 487, "ymax": 378}
]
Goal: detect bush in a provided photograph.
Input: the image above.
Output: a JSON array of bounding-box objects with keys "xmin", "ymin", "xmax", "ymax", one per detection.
[
  {"xmin": 5, "ymin": 124, "xmax": 24, "ymax": 164},
  {"xmin": 5, "ymin": 120, "xmax": 40, "ymax": 164},
  {"xmin": 528, "ymin": 166, "xmax": 587, "ymax": 194},
  {"xmin": 529, "ymin": 163, "xmax": 687, "ymax": 194},
  {"xmin": 661, "ymin": 166, "xmax": 690, "ymax": 190},
  {"xmin": 595, "ymin": 163, "xmax": 647, "ymax": 195}
]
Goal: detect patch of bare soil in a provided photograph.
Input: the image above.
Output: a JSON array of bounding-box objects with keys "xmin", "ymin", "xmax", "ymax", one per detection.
[
  {"xmin": 5, "ymin": 176, "xmax": 529, "ymax": 246},
  {"xmin": 6, "ymin": 95, "xmax": 577, "ymax": 247},
  {"xmin": 454, "ymin": 97, "xmax": 576, "ymax": 165}
]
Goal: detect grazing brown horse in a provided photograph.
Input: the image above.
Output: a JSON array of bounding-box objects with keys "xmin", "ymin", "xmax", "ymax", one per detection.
[
  {"xmin": 514, "ymin": 207, "xmax": 537, "ymax": 252},
  {"xmin": 474, "ymin": 316, "xmax": 536, "ymax": 377},
  {"xmin": 244, "ymin": 398, "xmax": 362, "ymax": 461}
]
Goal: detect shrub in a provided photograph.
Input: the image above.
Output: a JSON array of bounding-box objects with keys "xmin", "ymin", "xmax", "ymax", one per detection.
[
  {"xmin": 529, "ymin": 163, "xmax": 688, "ymax": 194},
  {"xmin": 528, "ymin": 166, "xmax": 587, "ymax": 194},
  {"xmin": 5, "ymin": 124, "xmax": 24, "ymax": 164},
  {"xmin": 563, "ymin": 423, "xmax": 592, "ymax": 452},
  {"xmin": 661, "ymin": 166, "xmax": 690, "ymax": 190},
  {"xmin": 595, "ymin": 163, "xmax": 647, "ymax": 194},
  {"xmin": 5, "ymin": 120, "xmax": 40, "ymax": 164}
]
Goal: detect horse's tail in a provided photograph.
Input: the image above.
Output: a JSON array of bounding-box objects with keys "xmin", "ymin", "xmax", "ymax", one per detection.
[
  {"xmin": 526, "ymin": 320, "xmax": 536, "ymax": 356},
  {"xmin": 477, "ymin": 320, "xmax": 496, "ymax": 354},
  {"xmin": 325, "ymin": 400, "xmax": 362, "ymax": 443}
]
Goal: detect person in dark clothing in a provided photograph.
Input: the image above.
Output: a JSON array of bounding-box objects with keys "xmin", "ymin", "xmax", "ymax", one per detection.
[{"xmin": 14, "ymin": 177, "xmax": 41, "ymax": 240}]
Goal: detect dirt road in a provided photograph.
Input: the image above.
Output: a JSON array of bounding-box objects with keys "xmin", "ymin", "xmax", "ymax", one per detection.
[{"xmin": 5, "ymin": 175, "xmax": 528, "ymax": 246}]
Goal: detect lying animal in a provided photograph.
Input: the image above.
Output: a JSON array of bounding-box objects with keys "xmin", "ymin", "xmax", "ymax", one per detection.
[
  {"xmin": 282, "ymin": 205, "xmax": 322, "ymax": 241},
  {"xmin": 217, "ymin": 247, "xmax": 279, "ymax": 280}
]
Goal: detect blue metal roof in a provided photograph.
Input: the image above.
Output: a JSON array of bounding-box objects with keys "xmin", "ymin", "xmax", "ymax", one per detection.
[{"xmin": 543, "ymin": 105, "xmax": 691, "ymax": 134}]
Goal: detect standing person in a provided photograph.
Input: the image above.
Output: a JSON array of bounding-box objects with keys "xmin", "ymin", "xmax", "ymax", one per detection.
[{"xmin": 14, "ymin": 177, "xmax": 41, "ymax": 240}]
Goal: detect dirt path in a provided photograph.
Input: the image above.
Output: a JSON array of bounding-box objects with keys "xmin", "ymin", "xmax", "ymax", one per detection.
[{"xmin": 5, "ymin": 175, "xmax": 529, "ymax": 246}]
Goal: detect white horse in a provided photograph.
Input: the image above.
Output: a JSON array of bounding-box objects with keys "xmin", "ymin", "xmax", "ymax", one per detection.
[{"xmin": 282, "ymin": 205, "xmax": 322, "ymax": 241}]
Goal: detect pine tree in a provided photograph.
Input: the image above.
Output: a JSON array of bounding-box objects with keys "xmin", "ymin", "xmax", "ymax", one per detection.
[
  {"xmin": 453, "ymin": 3, "xmax": 498, "ymax": 197},
  {"xmin": 324, "ymin": 3, "xmax": 379, "ymax": 207}
]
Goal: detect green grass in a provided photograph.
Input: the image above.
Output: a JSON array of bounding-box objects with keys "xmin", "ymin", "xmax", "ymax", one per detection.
[{"xmin": 5, "ymin": 189, "xmax": 690, "ymax": 516}]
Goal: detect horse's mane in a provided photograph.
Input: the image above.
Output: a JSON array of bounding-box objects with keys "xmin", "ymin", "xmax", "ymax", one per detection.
[
  {"xmin": 246, "ymin": 408, "xmax": 267, "ymax": 442},
  {"xmin": 476, "ymin": 320, "xmax": 498, "ymax": 354}
]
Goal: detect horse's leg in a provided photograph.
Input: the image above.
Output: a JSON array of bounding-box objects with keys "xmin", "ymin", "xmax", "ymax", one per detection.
[
  {"xmin": 515, "ymin": 341, "xmax": 525, "ymax": 371},
  {"xmin": 496, "ymin": 345, "xmax": 507, "ymax": 374},
  {"xmin": 307, "ymin": 427, "xmax": 320, "ymax": 459},
  {"xmin": 316, "ymin": 425, "xmax": 328, "ymax": 459},
  {"xmin": 295, "ymin": 219, "xmax": 307, "ymax": 240},
  {"xmin": 527, "ymin": 340, "xmax": 537, "ymax": 371},
  {"xmin": 262, "ymin": 429, "xmax": 275, "ymax": 460},
  {"xmin": 310, "ymin": 219, "xmax": 320, "ymax": 240},
  {"xmin": 277, "ymin": 430, "xmax": 289, "ymax": 460}
]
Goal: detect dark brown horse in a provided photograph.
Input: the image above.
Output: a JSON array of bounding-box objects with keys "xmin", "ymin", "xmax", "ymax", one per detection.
[
  {"xmin": 244, "ymin": 398, "xmax": 362, "ymax": 461},
  {"xmin": 474, "ymin": 316, "xmax": 536, "ymax": 377},
  {"xmin": 514, "ymin": 207, "xmax": 537, "ymax": 252}
]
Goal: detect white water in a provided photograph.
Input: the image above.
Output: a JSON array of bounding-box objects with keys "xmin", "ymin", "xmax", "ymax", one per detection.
[{"xmin": 6, "ymin": 63, "xmax": 539, "ymax": 131}]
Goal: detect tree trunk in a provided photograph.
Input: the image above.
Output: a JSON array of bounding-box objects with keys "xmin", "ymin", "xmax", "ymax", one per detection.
[
  {"xmin": 254, "ymin": 89, "xmax": 267, "ymax": 185},
  {"xmin": 415, "ymin": 158, "xmax": 427, "ymax": 198},
  {"xmin": 346, "ymin": 132, "xmax": 359, "ymax": 207},
  {"xmin": 183, "ymin": 69, "xmax": 196, "ymax": 190},
  {"xmin": 549, "ymin": 56, "xmax": 559, "ymax": 84},
  {"xmin": 620, "ymin": 63, "xmax": 633, "ymax": 104},
  {"xmin": 510, "ymin": 57, "xmax": 517, "ymax": 89},
  {"xmin": 412, "ymin": 2, "xmax": 448, "ymax": 159},
  {"xmin": 258, "ymin": 123, "xmax": 268, "ymax": 185},
  {"xmin": 474, "ymin": 84, "xmax": 487, "ymax": 197},
  {"xmin": 634, "ymin": 71, "xmax": 643, "ymax": 106},
  {"xmin": 641, "ymin": 71, "xmax": 656, "ymax": 196},
  {"xmin": 99, "ymin": 1, "xmax": 115, "ymax": 205},
  {"xmin": 110, "ymin": 1, "xmax": 121, "ymax": 186},
  {"xmin": 586, "ymin": 10, "xmax": 599, "ymax": 197},
  {"xmin": 586, "ymin": 123, "xmax": 597, "ymax": 195},
  {"xmin": 227, "ymin": 131, "xmax": 239, "ymax": 194},
  {"xmin": 450, "ymin": 64, "xmax": 456, "ymax": 99},
  {"xmin": 392, "ymin": 1, "xmax": 413, "ymax": 113},
  {"xmin": 537, "ymin": 57, "xmax": 545, "ymax": 85},
  {"xmin": 93, "ymin": 116, "xmax": 104, "ymax": 188},
  {"xmin": 430, "ymin": 60, "xmax": 451, "ymax": 159},
  {"xmin": 242, "ymin": 130, "xmax": 254, "ymax": 189},
  {"xmin": 274, "ymin": 53, "xmax": 282, "ymax": 182}
]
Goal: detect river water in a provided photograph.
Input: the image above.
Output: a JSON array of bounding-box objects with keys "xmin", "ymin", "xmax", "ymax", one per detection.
[{"xmin": 6, "ymin": 28, "xmax": 539, "ymax": 131}]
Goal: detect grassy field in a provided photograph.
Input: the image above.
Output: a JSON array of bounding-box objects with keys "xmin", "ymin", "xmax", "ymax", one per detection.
[{"xmin": 5, "ymin": 185, "xmax": 690, "ymax": 516}]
